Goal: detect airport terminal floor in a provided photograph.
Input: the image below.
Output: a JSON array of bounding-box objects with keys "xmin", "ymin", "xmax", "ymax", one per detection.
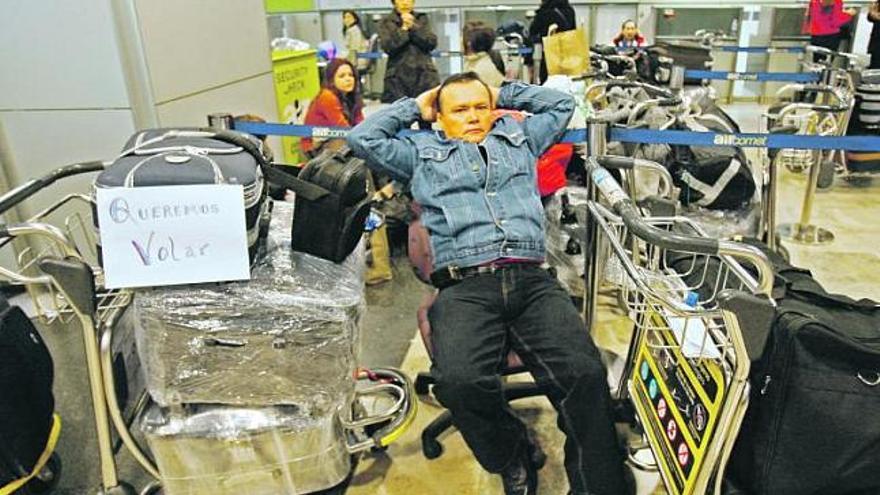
[{"xmin": 19, "ymin": 102, "xmax": 880, "ymax": 494}]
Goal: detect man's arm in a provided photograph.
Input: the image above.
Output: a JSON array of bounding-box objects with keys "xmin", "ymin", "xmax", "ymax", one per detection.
[
  {"xmin": 409, "ymin": 14, "xmax": 438, "ymax": 52},
  {"xmin": 496, "ymin": 82, "xmax": 575, "ymax": 156},
  {"xmin": 346, "ymin": 99, "xmax": 421, "ymax": 183},
  {"xmin": 378, "ymin": 16, "xmax": 410, "ymax": 58}
]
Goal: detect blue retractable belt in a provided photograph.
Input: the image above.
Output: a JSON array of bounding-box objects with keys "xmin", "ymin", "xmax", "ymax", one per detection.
[
  {"xmin": 355, "ymin": 47, "xmax": 533, "ymax": 60},
  {"xmin": 684, "ymin": 70, "xmax": 819, "ymax": 83},
  {"xmin": 233, "ymin": 121, "xmax": 880, "ymax": 152},
  {"xmin": 717, "ymin": 46, "xmax": 805, "ymax": 54}
]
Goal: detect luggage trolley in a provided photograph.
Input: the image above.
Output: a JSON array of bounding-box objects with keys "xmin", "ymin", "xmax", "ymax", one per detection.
[
  {"xmin": 582, "ymin": 152, "xmax": 775, "ymax": 495},
  {"xmin": 0, "ymin": 162, "xmax": 416, "ymax": 495}
]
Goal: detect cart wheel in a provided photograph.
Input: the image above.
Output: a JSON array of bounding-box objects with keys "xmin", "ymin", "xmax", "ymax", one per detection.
[
  {"xmin": 23, "ymin": 453, "xmax": 61, "ymax": 494},
  {"xmin": 422, "ymin": 436, "xmax": 444, "ymax": 459},
  {"xmin": 817, "ymin": 160, "xmax": 836, "ymax": 189}
]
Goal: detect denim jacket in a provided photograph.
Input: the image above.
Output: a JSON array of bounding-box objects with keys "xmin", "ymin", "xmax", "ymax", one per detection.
[{"xmin": 347, "ymin": 82, "xmax": 574, "ymax": 270}]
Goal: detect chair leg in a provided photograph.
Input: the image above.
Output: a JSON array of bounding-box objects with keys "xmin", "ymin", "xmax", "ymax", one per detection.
[
  {"xmin": 415, "ymin": 371, "xmax": 435, "ymax": 395},
  {"xmin": 421, "ymin": 410, "xmax": 453, "ymax": 459},
  {"xmin": 420, "ymin": 381, "xmax": 547, "ymax": 460}
]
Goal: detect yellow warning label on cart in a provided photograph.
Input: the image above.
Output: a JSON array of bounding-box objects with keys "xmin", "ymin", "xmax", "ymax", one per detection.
[{"xmin": 629, "ymin": 315, "xmax": 727, "ymax": 495}]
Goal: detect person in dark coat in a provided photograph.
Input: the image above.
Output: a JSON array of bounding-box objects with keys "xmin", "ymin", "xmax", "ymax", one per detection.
[
  {"xmin": 526, "ymin": 0, "xmax": 576, "ymax": 84},
  {"xmin": 869, "ymin": 0, "xmax": 880, "ymax": 69},
  {"xmin": 378, "ymin": 0, "xmax": 440, "ymax": 103}
]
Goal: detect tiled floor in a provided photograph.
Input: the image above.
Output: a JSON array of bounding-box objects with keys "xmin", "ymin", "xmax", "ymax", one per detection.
[{"xmin": 19, "ymin": 102, "xmax": 880, "ymax": 494}]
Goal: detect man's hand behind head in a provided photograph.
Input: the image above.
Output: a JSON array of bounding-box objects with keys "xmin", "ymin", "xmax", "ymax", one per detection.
[{"xmin": 416, "ymin": 86, "xmax": 440, "ymax": 123}]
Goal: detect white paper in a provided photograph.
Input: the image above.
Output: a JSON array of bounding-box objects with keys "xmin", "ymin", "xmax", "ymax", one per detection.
[
  {"xmin": 664, "ymin": 301, "xmax": 722, "ymax": 360},
  {"xmin": 96, "ymin": 185, "xmax": 251, "ymax": 289}
]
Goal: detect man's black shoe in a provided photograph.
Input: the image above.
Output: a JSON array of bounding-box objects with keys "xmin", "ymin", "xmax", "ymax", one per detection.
[{"xmin": 500, "ymin": 447, "xmax": 539, "ymax": 495}]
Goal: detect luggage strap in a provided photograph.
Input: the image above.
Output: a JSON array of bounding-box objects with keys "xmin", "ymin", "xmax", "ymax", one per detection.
[
  {"xmin": 200, "ymin": 129, "xmax": 332, "ymax": 202},
  {"xmin": 679, "ymin": 157, "xmax": 743, "ymax": 206}
]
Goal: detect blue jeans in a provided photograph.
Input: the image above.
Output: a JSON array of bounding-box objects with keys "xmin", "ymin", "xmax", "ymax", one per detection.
[{"xmin": 428, "ymin": 264, "xmax": 627, "ymax": 495}]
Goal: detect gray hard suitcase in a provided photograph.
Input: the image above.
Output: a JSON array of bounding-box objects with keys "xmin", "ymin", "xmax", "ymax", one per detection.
[{"xmin": 93, "ymin": 128, "xmax": 271, "ymax": 262}]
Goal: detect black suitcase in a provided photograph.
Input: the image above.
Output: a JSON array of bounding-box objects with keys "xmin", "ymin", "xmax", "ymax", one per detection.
[
  {"xmin": 727, "ymin": 267, "xmax": 880, "ymax": 495},
  {"xmin": 0, "ymin": 296, "xmax": 59, "ymax": 494},
  {"xmin": 94, "ymin": 129, "xmax": 271, "ymax": 263},
  {"xmin": 666, "ymin": 242, "xmax": 880, "ymax": 494},
  {"xmin": 289, "ymin": 147, "xmax": 372, "ymax": 263}
]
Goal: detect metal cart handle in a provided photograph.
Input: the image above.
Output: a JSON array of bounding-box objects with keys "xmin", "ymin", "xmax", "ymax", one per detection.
[
  {"xmin": 0, "ymin": 161, "xmax": 106, "ymax": 216},
  {"xmin": 587, "ymin": 157, "xmax": 774, "ymax": 295}
]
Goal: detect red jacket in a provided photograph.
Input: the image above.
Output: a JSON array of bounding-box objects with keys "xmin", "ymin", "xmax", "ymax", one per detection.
[
  {"xmin": 300, "ymin": 89, "xmax": 364, "ymax": 153},
  {"xmin": 807, "ymin": 0, "xmax": 852, "ymax": 36}
]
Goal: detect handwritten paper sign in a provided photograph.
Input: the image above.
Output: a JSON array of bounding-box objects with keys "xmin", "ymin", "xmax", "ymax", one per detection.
[{"xmin": 96, "ymin": 185, "xmax": 251, "ymax": 289}]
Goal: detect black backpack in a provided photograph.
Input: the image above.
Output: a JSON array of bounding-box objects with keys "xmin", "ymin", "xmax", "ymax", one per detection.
[
  {"xmin": 210, "ymin": 131, "xmax": 372, "ymax": 264},
  {"xmin": 666, "ymin": 144, "xmax": 755, "ymax": 210},
  {"xmin": 0, "ymin": 296, "xmax": 56, "ymax": 489},
  {"xmin": 289, "ymin": 147, "xmax": 372, "ymax": 263}
]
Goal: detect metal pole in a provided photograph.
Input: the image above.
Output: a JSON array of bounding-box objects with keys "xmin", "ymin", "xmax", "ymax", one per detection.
[
  {"xmin": 766, "ymin": 152, "xmax": 779, "ymax": 251},
  {"xmin": 583, "ymin": 122, "xmax": 607, "ymax": 329},
  {"xmin": 779, "ymin": 147, "xmax": 835, "ymax": 245}
]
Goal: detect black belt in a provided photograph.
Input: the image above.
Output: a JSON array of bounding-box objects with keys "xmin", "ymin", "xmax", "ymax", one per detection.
[{"xmin": 430, "ymin": 261, "xmax": 542, "ymax": 289}]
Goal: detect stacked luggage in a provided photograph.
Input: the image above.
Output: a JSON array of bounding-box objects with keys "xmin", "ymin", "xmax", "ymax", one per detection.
[
  {"xmin": 91, "ymin": 128, "xmax": 380, "ymax": 494},
  {"xmin": 846, "ymin": 69, "xmax": 880, "ymax": 174},
  {"xmin": 134, "ymin": 201, "xmax": 366, "ymax": 495}
]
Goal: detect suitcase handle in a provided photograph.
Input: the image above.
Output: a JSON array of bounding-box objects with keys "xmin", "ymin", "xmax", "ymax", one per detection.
[{"xmin": 857, "ymin": 371, "xmax": 880, "ymax": 386}]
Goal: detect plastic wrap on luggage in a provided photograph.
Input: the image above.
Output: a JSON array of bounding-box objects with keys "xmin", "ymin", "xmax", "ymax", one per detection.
[
  {"xmin": 134, "ymin": 201, "xmax": 366, "ymax": 409},
  {"xmin": 680, "ymin": 203, "xmax": 761, "ymax": 239},
  {"xmin": 545, "ymin": 187, "xmax": 589, "ymax": 296},
  {"xmin": 141, "ymin": 404, "xmax": 350, "ymax": 495}
]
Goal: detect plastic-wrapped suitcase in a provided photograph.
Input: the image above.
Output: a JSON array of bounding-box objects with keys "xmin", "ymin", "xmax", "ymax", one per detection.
[
  {"xmin": 141, "ymin": 404, "xmax": 351, "ymax": 495},
  {"xmin": 93, "ymin": 128, "xmax": 271, "ymax": 263},
  {"xmin": 133, "ymin": 201, "xmax": 365, "ymax": 408}
]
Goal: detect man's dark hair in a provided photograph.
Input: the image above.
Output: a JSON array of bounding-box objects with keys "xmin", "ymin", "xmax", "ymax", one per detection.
[{"xmin": 434, "ymin": 72, "xmax": 493, "ymax": 114}]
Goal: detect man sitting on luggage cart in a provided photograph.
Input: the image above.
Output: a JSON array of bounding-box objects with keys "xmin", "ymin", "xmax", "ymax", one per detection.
[{"xmin": 347, "ymin": 74, "xmax": 632, "ymax": 495}]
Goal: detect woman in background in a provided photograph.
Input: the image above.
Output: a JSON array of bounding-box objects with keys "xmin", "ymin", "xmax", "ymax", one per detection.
[
  {"xmin": 612, "ymin": 19, "xmax": 645, "ymax": 48},
  {"xmin": 463, "ymin": 22, "xmax": 505, "ymax": 87},
  {"xmin": 343, "ymin": 10, "xmax": 370, "ymax": 72},
  {"xmin": 300, "ymin": 59, "xmax": 364, "ymax": 157}
]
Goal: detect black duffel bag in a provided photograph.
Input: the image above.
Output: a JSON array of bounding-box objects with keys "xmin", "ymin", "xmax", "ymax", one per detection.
[
  {"xmin": 666, "ymin": 240, "xmax": 880, "ymax": 495},
  {"xmin": 288, "ymin": 147, "xmax": 372, "ymax": 263},
  {"xmin": 727, "ymin": 267, "xmax": 880, "ymax": 495},
  {"xmin": 209, "ymin": 131, "xmax": 371, "ymax": 263},
  {"xmin": 667, "ymin": 144, "xmax": 756, "ymax": 210}
]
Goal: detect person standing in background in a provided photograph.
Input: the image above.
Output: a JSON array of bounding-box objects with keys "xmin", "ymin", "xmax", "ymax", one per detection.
[
  {"xmin": 343, "ymin": 10, "xmax": 369, "ymax": 73},
  {"xmin": 869, "ymin": 0, "xmax": 880, "ymax": 69},
  {"xmin": 378, "ymin": 0, "xmax": 440, "ymax": 106},
  {"xmin": 806, "ymin": 0, "xmax": 857, "ymax": 59},
  {"xmin": 526, "ymin": 0, "xmax": 576, "ymax": 84},
  {"xmin": 463, "ymin": 22, "xmax": 506, "ymax": 87},
  {"xmin": 612, "ymin": 19, "xmax": 645, "ymax": 48}
]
